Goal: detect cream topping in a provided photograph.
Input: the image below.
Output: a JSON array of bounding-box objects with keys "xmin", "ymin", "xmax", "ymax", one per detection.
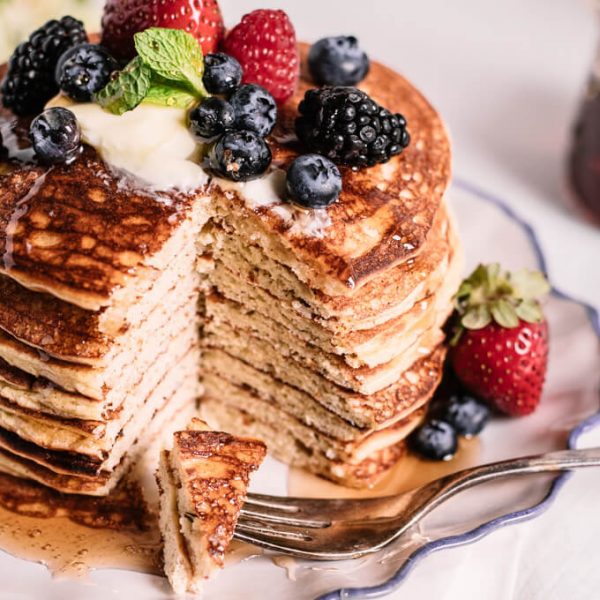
[
  {"xmin": 46, "ymin": 96, "xmax": 208, "ymax": 192},
  {"xmin": 45, "ymin": 97, "xmax": 332, "ymax": 238}
]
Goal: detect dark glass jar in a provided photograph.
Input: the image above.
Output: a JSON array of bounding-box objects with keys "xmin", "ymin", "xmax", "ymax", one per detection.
[{"xmin": 569, "ymin": 40, "xmax": 600, "ymax": 225}]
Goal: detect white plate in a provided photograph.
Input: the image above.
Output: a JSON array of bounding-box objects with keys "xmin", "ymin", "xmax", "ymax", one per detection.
[{"xmin": 1, "ymin": 182, "xmax": 599, "ymax": 600}]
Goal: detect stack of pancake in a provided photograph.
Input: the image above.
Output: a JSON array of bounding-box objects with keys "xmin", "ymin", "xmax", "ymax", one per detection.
[
  {"xmin": 201, "ymin": 53, "xmax": 461, "ymax": 487},
  {"xmin": 0, "ymin": 123, "xmax": 207, "ymax": 495},
  {"xmin": 0, "ymin": 47, "xmax": 459, "ymax": 494}
]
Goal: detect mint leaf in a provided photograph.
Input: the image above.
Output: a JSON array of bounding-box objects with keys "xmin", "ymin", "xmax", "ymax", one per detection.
[
  {"xmin": 134, "ymin": 28, "xmax": 208, "ymax": 97},
  {"xmin": 95, "ymin": 57, "xmax": 152, "ymax": 115},
  {"xmin": 144, "ymin": 75, "xmax": 197, "ymax": 109}
]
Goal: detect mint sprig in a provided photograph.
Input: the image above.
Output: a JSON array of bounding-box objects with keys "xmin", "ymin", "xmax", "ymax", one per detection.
[
  {"xmin": 95, "ymin": 57, "xmax": 152, "ymax": 115},
  {"xmin": 95, "ymin": 28, "xmax": 209, "ymax": 115},
  {"xmin": 134, "ymin": 28, "xmax": 208, "ymax": 97}
]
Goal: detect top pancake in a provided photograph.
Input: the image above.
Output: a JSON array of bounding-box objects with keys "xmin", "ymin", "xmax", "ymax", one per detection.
[
  {"xmin": 217, "ymin": 44, "xmax": 452, "ymax": 293},
  {"xmin": 0, "ymin": 43, "xmax": 450, "ymax": 303}
]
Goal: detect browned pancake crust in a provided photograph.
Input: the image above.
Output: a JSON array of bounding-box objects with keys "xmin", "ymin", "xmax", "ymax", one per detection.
[
  {"xmin": 174, "ymin": 428, "xmax": 266, "ymax": 567},
  {"xmin": 0, "ymin": 61, "xmax": 198, "ymax": 306},
  {"xmin": 1, "ymin": 43, "xmax": 450, "ymax": 299},
  {"xmin": 0, "ymin": 275, "xmax": 109, "ymax": 357},
  {"xmin": 215, "ymin": 43, "xmax": 451, "ymax": 291}
]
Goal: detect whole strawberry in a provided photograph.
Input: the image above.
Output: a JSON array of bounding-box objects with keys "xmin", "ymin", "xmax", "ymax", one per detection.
[
  {"xmin": 450, "ymin": 264, "xmax": 550, "ymax": 416},
  {"xmin": 222, "ymin": 9, "xmax": 299, "ymax": 105},
  {"xmin": 101, "ymin": 0, "xmax": 224, "ymax": 61}
]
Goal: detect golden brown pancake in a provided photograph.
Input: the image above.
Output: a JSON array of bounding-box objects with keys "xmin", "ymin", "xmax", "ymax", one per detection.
[
  {"xmin": 157, "ymin": 419, "xmax": 266, "ymax": 594},
  {"xmin": 0, "ymin": 38, "xmax": 457, "ymax": 493}
]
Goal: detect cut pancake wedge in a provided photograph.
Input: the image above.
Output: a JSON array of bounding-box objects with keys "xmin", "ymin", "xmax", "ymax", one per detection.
[{"xmin": 157, "ymin": 419, "xmax": 266, "ymax": 595}]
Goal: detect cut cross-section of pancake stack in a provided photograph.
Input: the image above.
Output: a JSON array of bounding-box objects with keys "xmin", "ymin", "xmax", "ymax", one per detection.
[
  {"xmin": 200, "ymin": 52, "xmax": 461, "ymax": 488},
  {"xmin": 0, "ymin": 136, "xmax": 208, "ymax": 495},
  {"xmin": 202, "ymin": 198, "xmax": 461, "ymax": 487}
]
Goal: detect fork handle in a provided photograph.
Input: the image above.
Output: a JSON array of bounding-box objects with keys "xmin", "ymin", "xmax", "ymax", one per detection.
[{"xmin": 400, "ymin": 446, "xmax": 600, "ymax": 526}]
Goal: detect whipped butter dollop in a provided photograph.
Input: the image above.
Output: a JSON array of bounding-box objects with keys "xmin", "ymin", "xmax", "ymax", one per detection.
[
  {"xmin": 44, "ymin": 96, "xmax": 333, "ymax": 238},
  {"xmin": 47, "ymin": 96, "xmax": 208, "ymax": 192}
]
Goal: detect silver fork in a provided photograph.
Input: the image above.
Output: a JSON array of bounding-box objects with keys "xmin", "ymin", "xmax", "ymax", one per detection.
[{"xmin": 234, "ymin": 447, "xmax": 600, "ymax": 560}]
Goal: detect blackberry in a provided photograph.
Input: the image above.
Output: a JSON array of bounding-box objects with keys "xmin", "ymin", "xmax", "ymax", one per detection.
[
  {"xmin": 1, "ymin": 16, "xmax": 87, "ymax": 116},
  {"xmin": 295, "ymin": 86, "xmax": 410, "ymax": 168}
]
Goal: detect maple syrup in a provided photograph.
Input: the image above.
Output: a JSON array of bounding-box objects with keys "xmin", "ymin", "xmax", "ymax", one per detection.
[
  {"xmin": 288, "ymin": 437, "xmax": 481, "ymax": 499},
  {"xmin": 0, "ymin": 472, "xmax": 161, "ymax": 579}
]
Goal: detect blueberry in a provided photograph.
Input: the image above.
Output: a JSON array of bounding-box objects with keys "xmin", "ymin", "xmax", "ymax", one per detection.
[
  {"xmin": 308, "ymin": 36, "xmax": 370, "ymax": 86},
  {"xmin": 410, "ymin": 420, "xmax": 457, "ymax": 461},
  {"xmin": 189, "ymin": 97, "xmax": 235, "ymax": 140},
  {"xmin": 203, "ymin": 53, "xmax": 243, "ymax": 95},
  {"xmin": 208, "ymin": 130, "xmax": 272, "ymax": 182},
  {"xmin": 55, "ymin": 43, "xmax": 118, "ymax": 102},
  {"xmin": 229, "ymin": 84, "xmax": 277, "ymax": 137},
  {"xmin": 286, "ymin": 154, "xmax": 342, "ymax": 209},
  {"xmin": 441, "ymin": 393, "xmax": 490, "ymax": 437},
  {"xmin": 29, "ymin": 107, "xmax": 82, "ymax": 165}
]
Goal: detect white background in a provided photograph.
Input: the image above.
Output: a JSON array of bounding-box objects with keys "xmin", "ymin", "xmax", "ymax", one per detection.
[{"xmin": 220, "ymin": 1, "xmax": 600, "ymax": 598}]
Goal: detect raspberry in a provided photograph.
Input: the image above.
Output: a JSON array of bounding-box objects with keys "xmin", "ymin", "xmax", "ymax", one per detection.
[{"xmin": 222, "ymin": 9, "xmax": 299, "ymax": 105}]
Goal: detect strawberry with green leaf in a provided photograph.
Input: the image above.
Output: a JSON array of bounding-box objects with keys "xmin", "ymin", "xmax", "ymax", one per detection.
[{"xmin": 450, "ymin": 264, "xmax": 550, "ymax": 416}]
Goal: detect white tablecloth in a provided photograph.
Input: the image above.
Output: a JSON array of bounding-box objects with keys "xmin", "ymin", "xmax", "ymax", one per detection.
[{"xmin": 219, "ymin": 0, "xmax": 600, "ymax": 598}]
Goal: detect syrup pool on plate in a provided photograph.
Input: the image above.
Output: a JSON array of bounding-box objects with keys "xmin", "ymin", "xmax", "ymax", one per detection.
[
  {"xmin": 288, "ymin": 438, "xmax": 481, "ymax": 499},
  {"xmin": 0, "ymin": 472, "xmax": 162, "ymax": 579}
]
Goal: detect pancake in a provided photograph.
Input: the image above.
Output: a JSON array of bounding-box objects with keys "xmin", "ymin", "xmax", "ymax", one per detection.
[
  {"xmin": 0, "ymin": 372, "xmax": 196, "ymax": 496},
  {"xmin": 0, "ymin": 347, "xmax": 199, "ymax": 475},
  {"xmin": 0, "ymin": 239, "xmax": 197, "ymax": 363},
  {"xmin": 0, "ymin": 39, "xmax": 457, "ymax": 492},
  {"xmin": 0, "ymin": 290, "xmax": 198, "ymax": 400},
  {"xmin": 0, "ymin": 40, "xmax": 450, "ymax": 302},
  {"xmin": 0, "ymin": 320, "xmax": 197, "ymax": 421},
  {"xmin": 202, "ymin": 401, "xmax": 407, "ymax": 488},
  {"xmin": 203, "ymin": 344, "xmax": 446, "ymax": 432},
  {"xmin": 0, "ymin": 345, "xmax": 199, "ymax": 456},
  {"xmin": 157, "ymin": 419, "xmax": 266, "ymax": 594},
  {"xmin": 203, "ymin": 384, "xmax": 425, "ymax": 464}
]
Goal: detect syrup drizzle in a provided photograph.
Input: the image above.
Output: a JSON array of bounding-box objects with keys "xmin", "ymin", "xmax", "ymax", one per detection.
[
  {"xmin": 0, "ymin": 118, "xmax": 35, "ymax": 164},
  {"xmin": 0, "ymin": 473, "xmax": 161, "ymax": 579},
  {"xmin": 2, "ymin": 169, "xmax": 52, "ymax": 271}
]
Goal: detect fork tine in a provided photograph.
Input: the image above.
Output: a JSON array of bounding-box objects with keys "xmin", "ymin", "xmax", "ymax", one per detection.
[
  {"xmin": 234, "ymin": 517, "xmax": 395, "ymax": 561},
  {"xmin": 244, "ymin": 492, "xmax": 411, "ymax": 523},
  {"xmin": 240, "ymin": 506, "xmax": 330, "ymax": 528}
]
